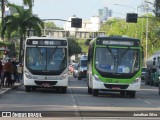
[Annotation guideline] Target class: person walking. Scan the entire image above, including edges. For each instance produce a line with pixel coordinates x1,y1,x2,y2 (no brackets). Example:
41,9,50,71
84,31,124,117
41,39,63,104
0,60,3,86
3,59,13,87
17,63,23,82
11,61,18,83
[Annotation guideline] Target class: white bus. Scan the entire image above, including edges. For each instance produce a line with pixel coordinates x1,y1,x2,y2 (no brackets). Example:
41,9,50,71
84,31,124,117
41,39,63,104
23,36,68,93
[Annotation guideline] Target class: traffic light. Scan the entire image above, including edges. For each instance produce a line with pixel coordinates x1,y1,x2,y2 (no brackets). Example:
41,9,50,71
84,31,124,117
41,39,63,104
71,18,82,28
126,13,138,23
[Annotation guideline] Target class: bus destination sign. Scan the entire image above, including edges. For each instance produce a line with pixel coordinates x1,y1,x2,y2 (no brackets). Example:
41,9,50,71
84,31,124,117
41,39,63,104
96,39,139,47
27,39,67,46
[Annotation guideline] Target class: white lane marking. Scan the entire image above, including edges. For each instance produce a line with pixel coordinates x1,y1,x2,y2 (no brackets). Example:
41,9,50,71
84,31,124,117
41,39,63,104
144,101,151,104
73,105,78,107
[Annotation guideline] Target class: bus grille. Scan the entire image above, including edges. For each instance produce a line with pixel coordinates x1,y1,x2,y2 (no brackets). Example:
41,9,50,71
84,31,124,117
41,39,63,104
104,84,129,89
34,81,58,86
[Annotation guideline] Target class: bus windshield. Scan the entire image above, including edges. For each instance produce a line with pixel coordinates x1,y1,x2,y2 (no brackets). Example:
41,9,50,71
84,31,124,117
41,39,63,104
95,47,140,74
26,47,67,73
80,60,87,67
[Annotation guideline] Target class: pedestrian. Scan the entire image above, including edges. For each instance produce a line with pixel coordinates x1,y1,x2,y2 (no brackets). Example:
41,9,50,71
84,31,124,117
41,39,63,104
17,63,23,82
11,60,18,83
0,60,3,86
3,59,13,87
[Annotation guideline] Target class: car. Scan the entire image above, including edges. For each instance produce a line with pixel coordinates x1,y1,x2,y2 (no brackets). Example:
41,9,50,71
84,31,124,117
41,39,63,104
77,55,88,80
73,64,78,78
141,67,147,80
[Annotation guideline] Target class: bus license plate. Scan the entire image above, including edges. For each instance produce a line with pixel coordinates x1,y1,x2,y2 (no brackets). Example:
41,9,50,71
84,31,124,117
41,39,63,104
112,87,120,90
42,83,51,87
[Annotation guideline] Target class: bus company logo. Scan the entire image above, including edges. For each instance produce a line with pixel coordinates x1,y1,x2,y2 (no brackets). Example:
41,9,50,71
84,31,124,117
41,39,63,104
2,112,12,117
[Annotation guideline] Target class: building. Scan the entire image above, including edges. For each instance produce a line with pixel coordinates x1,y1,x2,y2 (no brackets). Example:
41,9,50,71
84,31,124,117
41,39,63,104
98,7,112,22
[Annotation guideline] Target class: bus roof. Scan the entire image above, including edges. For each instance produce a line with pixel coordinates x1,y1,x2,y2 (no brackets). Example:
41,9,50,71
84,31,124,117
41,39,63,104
96,36,139,41
89,36,140,47
27,36,67,40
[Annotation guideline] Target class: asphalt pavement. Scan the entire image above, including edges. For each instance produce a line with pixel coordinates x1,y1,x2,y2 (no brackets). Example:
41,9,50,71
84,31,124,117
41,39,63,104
0,82,22,96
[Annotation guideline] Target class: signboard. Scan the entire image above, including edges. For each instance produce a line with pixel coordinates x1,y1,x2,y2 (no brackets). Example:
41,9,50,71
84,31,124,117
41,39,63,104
96,39,140,47
26,39,67,46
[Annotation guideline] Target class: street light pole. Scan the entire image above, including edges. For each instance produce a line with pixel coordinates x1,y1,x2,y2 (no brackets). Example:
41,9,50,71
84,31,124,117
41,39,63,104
145,4,149,64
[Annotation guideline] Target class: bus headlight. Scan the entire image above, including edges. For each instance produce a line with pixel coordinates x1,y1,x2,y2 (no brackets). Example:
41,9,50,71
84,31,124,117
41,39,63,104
25,71,32,79
132,77,141,84
60,73,68,80
93,74,101,82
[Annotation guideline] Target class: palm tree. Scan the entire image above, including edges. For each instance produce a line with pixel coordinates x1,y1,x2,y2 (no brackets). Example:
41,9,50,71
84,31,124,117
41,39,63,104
23,0,34,10
1,3,44,62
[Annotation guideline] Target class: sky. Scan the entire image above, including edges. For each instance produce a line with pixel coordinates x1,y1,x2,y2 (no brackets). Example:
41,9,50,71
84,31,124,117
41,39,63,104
8,0,152,27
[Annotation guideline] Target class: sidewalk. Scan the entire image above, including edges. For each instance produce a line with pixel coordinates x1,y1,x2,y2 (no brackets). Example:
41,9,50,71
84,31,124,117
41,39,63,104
0,82,22,96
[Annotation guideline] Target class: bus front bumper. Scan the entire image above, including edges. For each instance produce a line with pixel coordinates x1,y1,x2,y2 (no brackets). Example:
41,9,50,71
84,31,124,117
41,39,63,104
92,76,141,91
24,78,68,87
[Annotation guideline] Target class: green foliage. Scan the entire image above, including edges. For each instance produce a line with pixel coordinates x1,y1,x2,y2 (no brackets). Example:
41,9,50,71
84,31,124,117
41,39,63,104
67,38,82,56
1,3,43,39
45,21,62,30
77,39,88,54
1,3,44,62
0,41,11,46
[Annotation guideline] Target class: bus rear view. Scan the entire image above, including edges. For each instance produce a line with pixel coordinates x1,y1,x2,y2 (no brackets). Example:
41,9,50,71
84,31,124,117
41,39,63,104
24,37,68,93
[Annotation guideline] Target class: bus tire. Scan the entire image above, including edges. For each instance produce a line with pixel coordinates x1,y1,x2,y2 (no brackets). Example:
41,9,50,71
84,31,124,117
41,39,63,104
158,84,160,95
25,86,31,92
56,88,61,92
32,87,36,91
150,80,154,86
61,87,67,93
130,91,136,98
88,86,92,94
92,89,98,96
78,76,81,80
120,91,125,96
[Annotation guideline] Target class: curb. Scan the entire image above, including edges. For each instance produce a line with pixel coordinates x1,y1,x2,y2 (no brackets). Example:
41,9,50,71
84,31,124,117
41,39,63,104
0,83,23,97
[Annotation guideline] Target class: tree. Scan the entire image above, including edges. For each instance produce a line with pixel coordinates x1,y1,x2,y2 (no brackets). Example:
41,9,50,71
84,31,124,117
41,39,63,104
1,3,43,62
154,0,160,18
23,0,34,10
67,38,82,57
44,21,62,30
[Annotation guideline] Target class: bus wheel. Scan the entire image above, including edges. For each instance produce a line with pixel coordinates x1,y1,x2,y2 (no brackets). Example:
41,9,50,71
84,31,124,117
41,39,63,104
32,87,36,91
130,91,136,98
78,76,81,80
56,88,61,92
25,86,31,92
158,84,160,95
88,86,92,94
61,87,67,93
120,91,125,96
92,89,98,96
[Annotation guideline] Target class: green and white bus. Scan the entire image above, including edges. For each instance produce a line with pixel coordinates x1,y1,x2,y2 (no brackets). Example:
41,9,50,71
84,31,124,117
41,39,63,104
87,36,142,97
23,36,68,93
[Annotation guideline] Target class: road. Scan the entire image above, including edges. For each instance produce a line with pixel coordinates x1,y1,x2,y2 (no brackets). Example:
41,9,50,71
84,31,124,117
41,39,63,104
0,75,160,120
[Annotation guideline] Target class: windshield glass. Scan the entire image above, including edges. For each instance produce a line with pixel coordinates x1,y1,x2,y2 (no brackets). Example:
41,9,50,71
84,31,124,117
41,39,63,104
142,68,146,72
26,47,67,72
80,60,87,67
95,47,140,74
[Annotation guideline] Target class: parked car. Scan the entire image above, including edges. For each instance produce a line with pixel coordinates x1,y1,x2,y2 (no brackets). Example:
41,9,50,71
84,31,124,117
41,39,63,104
73,64,78,78
141,67,147,80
